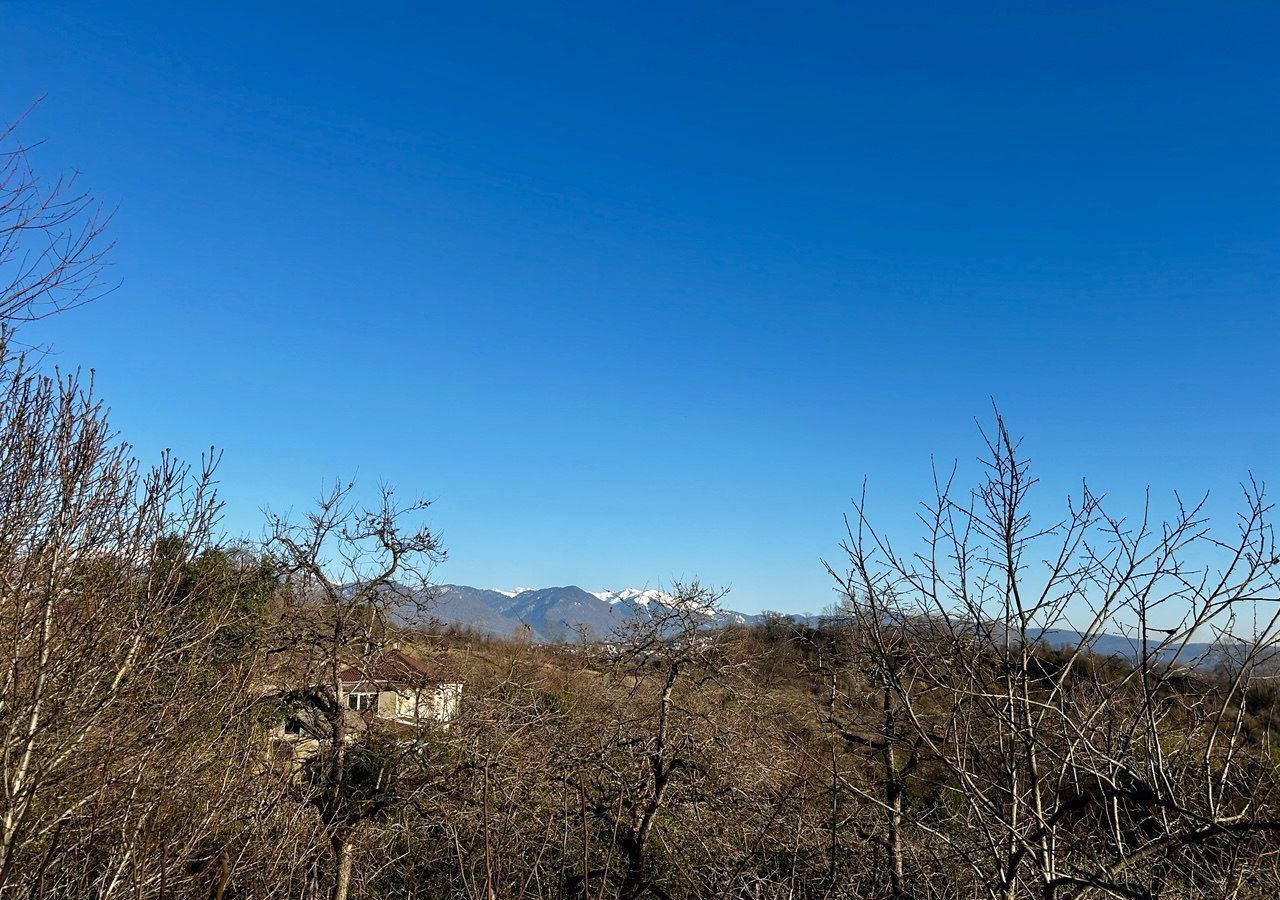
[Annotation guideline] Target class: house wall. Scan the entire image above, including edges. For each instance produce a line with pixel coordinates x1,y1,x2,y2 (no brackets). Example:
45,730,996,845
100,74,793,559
339,682,464,724
392,683,463,723
438,683,462,720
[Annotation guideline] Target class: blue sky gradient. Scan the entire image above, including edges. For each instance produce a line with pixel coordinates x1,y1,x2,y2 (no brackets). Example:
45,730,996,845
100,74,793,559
2,2,1276,612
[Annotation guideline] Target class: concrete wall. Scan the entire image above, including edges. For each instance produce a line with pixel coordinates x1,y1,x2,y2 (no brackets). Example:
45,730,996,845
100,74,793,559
339,682,464,724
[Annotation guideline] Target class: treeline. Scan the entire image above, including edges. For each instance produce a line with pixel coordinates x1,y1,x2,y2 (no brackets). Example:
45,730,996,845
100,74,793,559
4,123,1280,900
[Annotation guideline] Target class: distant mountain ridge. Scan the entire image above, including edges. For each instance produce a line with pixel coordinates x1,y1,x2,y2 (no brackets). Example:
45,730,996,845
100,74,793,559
407,584,762,641
403,586,1245,667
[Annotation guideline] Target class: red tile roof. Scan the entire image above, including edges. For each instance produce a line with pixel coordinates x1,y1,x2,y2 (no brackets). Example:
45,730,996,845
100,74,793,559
338,650,458,687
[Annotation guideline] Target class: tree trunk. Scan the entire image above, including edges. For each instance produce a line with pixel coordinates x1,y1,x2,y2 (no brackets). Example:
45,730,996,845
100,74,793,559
619,837,647,900
881,687,905,899
331,831,354,900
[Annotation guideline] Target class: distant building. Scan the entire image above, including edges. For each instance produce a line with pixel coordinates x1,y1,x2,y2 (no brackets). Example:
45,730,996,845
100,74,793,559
271,649,463,769
338,649,463,726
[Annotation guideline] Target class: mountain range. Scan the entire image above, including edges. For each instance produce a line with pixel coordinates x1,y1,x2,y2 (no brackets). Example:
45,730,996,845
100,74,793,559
400,586,1241,668
405,584,764,641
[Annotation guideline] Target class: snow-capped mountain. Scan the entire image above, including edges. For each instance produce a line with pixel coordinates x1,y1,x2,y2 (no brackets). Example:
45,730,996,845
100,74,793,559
411,584,771,641
401,586,1228,665
592,588,672,607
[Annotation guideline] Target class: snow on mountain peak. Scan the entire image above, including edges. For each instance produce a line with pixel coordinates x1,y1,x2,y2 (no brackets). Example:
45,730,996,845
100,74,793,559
592,588,672,607
491,587,534,598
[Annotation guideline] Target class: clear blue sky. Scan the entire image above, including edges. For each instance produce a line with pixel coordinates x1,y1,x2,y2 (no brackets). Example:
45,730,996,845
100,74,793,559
3,2,1276,613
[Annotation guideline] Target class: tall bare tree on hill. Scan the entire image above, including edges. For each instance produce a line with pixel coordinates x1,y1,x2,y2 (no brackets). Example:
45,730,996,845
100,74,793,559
830,411,1280,899
266,481,447,900
0,112,276,898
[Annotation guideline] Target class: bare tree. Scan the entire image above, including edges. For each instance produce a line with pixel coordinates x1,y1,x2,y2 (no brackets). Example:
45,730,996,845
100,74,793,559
0,108,112,323
830,411,1280,899
0,337,265,897
265,481,446,900
565,583,754,900
800,610,944,899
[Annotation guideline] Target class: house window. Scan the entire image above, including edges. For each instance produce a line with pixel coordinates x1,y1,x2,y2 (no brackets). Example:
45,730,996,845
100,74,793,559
347,692,377,712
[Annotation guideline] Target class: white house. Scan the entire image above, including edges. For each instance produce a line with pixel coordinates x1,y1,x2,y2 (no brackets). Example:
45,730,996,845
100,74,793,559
338,649,463,726
270,650,463,770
